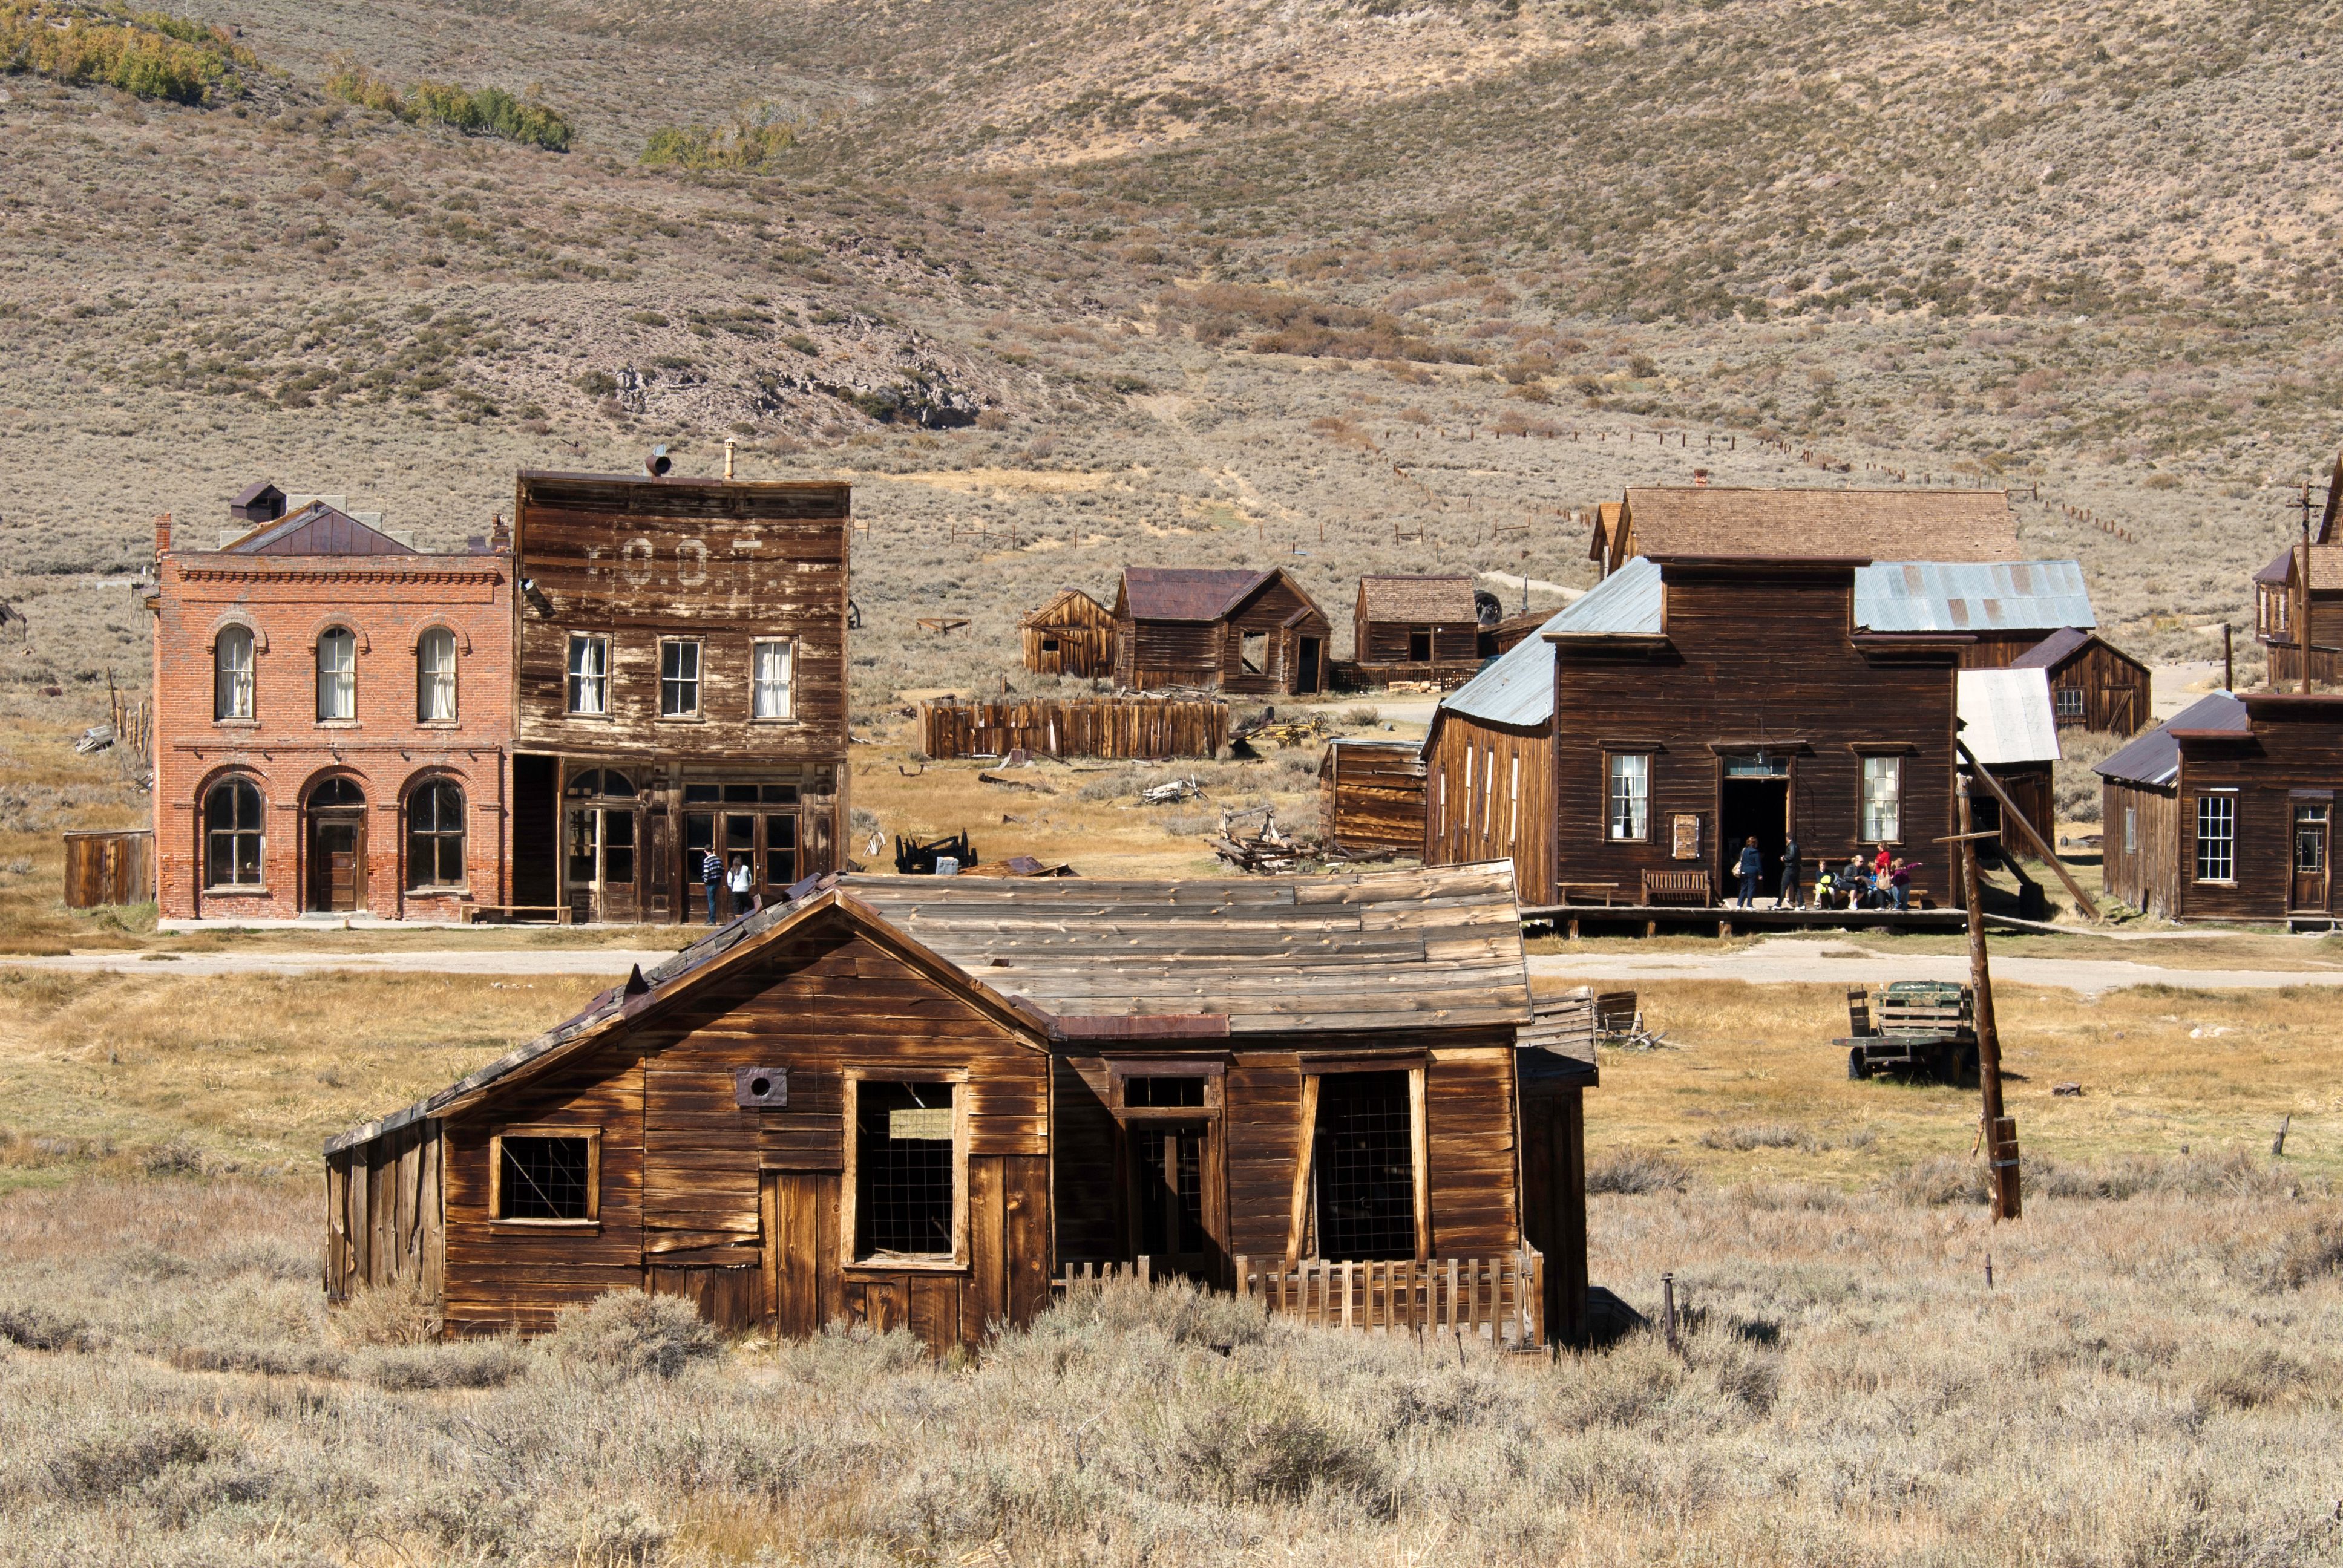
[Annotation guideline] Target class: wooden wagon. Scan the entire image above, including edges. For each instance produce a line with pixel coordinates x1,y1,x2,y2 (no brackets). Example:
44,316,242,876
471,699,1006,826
1837,981,1978,1083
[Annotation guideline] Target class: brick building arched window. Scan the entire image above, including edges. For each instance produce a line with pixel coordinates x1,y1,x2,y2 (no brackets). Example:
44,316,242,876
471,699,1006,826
316,627,357,721
416,627,457,722
204,778,265,888
214,626,255,720
406,779,467,890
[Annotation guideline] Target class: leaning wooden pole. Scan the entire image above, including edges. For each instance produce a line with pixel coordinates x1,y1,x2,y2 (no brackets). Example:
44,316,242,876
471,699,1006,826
1958,774,2021,1220
1956,739,2102,921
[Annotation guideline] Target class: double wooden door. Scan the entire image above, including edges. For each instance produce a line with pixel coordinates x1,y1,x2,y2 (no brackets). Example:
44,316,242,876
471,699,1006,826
565,805,640,923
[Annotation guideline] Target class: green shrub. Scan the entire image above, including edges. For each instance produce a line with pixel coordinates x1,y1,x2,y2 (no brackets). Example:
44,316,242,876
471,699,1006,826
641,105,799,172
0,1,258,105
324,57,572,151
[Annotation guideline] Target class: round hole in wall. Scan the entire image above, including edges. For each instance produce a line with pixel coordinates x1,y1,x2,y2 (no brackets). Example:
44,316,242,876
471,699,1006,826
749,1077,772,1099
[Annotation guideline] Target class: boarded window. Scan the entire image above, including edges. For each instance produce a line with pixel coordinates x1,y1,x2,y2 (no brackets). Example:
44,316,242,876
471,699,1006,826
1314,1071,1415,1261
214,626,254,720
416,627,457,722
567,633,609,716
1240,632,1268,675
660,639,701,717
407,780,467,890
2195,794,2235,882
205,779,264,887
753,638,795,719
316,627,356,721
496,1134,597,1221
1607,753,1650,841
854,1081,955,1258
1861,757,1902,843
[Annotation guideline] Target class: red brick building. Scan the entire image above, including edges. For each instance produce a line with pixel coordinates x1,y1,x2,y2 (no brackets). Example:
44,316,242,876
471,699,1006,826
147,491,514,921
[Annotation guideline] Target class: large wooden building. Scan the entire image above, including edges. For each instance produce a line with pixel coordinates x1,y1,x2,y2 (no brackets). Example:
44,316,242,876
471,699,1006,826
510,472,851,924
1018,589,1116,679
1351,575,1481,687
2008,627,2152,735
324,867,1598,1351
1111,567,1331,696
1426,552,1978,908
145,494,514,921
1586,486,2021,580
2097,691,2343,922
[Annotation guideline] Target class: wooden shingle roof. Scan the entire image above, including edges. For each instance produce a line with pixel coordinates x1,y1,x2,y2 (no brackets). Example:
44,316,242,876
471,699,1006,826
1119,567,1271,621
1619,487,2019,563
1358,574,1476,624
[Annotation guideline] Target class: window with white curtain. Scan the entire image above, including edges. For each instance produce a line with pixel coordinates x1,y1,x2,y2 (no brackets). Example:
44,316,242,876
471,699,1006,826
753,638,795,719
1860,756,1903,843
214,626,254,720
568,633,609,716
1608,753,1650,841
416,628,457,722
315,628,356,721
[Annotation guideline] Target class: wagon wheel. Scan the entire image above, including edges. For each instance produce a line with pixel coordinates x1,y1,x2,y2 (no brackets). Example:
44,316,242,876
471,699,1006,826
1956,1044,1981,1088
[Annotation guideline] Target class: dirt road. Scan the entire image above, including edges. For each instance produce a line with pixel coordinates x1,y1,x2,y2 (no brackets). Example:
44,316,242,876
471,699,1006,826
1,949,666,979
1528,938,2343,995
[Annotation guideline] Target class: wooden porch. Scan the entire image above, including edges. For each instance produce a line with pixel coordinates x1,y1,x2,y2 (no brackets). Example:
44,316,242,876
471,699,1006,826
1521,903,1970,938
1057,1249,1546,1348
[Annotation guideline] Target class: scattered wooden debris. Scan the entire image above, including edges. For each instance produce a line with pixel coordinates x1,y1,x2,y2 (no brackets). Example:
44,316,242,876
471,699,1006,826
74,725,116,755
1004,855,1076,878
916,616,971,635
1213,805,1301,872
1139,776,1204,805
2052,1082,2083,1097
894,832,978,874
977,769,1056,794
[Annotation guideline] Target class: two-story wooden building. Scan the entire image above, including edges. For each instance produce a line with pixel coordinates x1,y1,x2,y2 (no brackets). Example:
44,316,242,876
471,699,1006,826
1587,486,2020,578
2098,691,2343,923
146,495,513,921
1111,567,1331,696
2253,543,2343,690
324,866,1598,1351
509,472,851,924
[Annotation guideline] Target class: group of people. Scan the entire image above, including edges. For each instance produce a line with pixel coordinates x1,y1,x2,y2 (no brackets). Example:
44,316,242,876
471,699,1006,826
695,847,761,924
1735,838,1918,911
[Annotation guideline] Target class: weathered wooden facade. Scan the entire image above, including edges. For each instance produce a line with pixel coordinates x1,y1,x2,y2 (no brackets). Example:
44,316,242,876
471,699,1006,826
1351,575,1480,687
1588,487,2020,577
1112,567,1331,696
510,472,850,925
2253,543,2343,690
324,867,1598,1351
922,696,1227,761
2098,691,2343,921
2010,627,2151,735
62,829,152,907
1320,738,1428,853
1424,554,1969,908
1019,589,1116,679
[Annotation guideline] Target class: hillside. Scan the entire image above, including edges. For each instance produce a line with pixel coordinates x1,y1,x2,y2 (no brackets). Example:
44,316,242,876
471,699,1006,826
3,0,2340,714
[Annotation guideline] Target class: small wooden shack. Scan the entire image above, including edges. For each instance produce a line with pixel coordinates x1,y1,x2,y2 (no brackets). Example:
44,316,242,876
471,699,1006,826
1020,589,1116,679
1352,575,1481,687
325,866,1597,1351
62,829,152,907
2010,627,2152,735
1956,668,2060,852
1112,567,1331,696
922,696,1227,760
2098,691,2343,922
1320,738,1428,853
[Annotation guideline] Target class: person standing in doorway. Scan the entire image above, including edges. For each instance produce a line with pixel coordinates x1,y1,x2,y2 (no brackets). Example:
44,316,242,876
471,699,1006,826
1779,833,1802,910
728,855,756,917
1735,835,1763,909
696,844,724,925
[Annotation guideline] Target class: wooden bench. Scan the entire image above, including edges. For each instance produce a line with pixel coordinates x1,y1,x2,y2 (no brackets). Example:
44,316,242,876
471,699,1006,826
1640,869,1714,907
1557,881,1624,906
460,904,574,926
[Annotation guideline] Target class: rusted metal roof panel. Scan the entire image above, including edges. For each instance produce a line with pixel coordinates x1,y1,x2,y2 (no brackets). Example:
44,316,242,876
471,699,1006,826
1855,560,2094,634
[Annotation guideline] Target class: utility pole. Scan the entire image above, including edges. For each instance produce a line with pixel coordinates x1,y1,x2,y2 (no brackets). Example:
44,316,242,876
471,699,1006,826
2298,480,2318,696
1956,774,2020,1220
2223,622,2234,693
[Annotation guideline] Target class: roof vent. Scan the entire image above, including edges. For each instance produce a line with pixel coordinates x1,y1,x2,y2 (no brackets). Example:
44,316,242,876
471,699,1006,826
1693,469,1710,487
644,445,672,478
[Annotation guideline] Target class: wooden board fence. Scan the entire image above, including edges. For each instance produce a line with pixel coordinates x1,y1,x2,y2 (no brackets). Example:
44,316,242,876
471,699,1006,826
923,697,1227,761
1055,1252,1544,1348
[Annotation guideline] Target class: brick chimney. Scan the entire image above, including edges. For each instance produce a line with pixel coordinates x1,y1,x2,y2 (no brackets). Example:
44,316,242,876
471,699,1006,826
489,512,510,552
154,512,172,554
1693,469,1710,488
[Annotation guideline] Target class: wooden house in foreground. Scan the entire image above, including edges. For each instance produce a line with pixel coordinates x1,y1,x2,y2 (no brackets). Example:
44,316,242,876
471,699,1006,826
1019,589,1116,679
324,866,1597,1352
1112,567,1331,696
2097,691,2343,923
1351,575,1481,687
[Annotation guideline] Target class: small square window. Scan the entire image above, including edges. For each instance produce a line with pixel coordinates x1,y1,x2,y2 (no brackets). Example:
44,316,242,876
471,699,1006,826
492,1128,600,1223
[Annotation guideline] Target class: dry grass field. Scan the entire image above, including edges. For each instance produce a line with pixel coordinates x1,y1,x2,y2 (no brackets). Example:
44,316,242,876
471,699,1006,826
1,955,2339,1564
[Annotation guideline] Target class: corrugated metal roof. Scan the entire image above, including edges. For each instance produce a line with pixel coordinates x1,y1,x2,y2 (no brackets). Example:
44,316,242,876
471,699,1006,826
1854,560,2095,633
1958,668,2060,767
1434,557,1663,730
2094,692,2247,787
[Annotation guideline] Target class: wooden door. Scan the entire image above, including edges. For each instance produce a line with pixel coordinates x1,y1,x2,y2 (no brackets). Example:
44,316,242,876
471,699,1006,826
1127,1120,1217,1281
310,818,362,912
646,809,672,924
2293,803,2330,911
1296,637,1323,693
599,808,640,923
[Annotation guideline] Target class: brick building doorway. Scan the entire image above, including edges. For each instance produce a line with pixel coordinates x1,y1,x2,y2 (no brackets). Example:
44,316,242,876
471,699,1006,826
306,777,368,913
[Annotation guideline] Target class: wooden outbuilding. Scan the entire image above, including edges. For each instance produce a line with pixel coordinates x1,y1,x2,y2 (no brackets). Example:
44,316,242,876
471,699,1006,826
1351,575,1481,687
324,866,1596,1351
509,471,851,926
1956,668,2060,852
1320,738,1428,854
1111,567,1331,696
1425,552,1971,909
2009,627,2152,735
62,829,152,907
1020,589,1116,679
1587,487,2020,578
2098,691,2343,923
